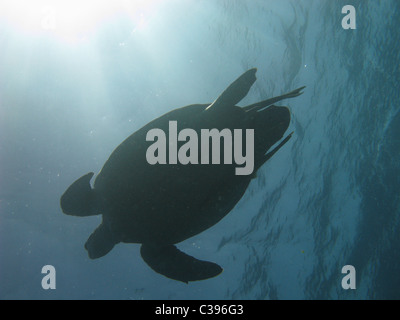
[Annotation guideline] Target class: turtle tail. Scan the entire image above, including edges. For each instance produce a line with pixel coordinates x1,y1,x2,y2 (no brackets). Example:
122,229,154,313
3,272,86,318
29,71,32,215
60,172,99,216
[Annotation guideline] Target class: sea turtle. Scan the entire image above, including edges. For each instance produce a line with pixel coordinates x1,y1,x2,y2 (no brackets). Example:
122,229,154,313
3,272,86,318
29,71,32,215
60,68,304,283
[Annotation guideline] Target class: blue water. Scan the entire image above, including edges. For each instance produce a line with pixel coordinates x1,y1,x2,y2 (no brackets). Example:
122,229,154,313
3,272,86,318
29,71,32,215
1,0,399,299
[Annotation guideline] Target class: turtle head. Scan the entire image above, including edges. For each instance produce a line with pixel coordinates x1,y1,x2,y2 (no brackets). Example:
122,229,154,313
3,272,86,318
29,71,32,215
253,105,291,152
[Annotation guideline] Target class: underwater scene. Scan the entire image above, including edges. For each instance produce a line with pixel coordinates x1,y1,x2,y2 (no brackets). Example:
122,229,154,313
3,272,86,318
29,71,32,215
0,0,399,300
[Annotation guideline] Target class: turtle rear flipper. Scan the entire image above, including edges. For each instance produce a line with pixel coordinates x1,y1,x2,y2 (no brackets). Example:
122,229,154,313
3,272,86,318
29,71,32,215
60,172,98,216
85,223,116,259
140,244,223,283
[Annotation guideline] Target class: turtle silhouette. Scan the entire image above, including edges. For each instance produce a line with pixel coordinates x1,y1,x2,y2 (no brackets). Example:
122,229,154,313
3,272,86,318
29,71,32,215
60,68,304,283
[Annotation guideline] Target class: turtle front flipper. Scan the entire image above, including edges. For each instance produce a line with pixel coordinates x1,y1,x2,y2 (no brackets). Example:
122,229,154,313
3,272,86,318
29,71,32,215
205,68,257,112
243,86,306,112
140,244,223,283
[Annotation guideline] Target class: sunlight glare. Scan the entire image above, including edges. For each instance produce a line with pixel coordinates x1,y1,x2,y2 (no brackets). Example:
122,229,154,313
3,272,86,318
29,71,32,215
0,0,164,43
